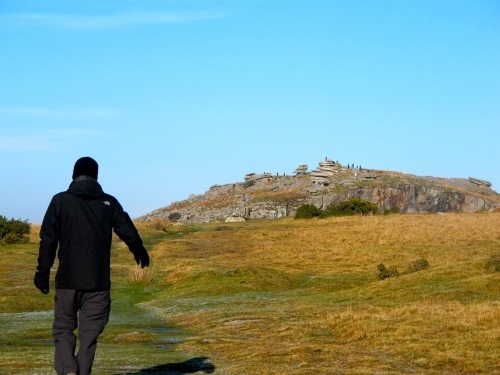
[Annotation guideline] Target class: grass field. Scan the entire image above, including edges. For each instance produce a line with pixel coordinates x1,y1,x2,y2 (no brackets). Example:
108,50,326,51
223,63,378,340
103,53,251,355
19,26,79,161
0,213,499,374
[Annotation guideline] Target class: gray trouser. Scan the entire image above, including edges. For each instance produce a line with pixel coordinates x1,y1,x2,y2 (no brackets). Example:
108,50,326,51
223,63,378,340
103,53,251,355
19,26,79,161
53,289,111,375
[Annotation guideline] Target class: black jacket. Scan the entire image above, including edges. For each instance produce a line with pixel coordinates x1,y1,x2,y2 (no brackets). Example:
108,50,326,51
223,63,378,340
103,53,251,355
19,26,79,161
37,177,146,290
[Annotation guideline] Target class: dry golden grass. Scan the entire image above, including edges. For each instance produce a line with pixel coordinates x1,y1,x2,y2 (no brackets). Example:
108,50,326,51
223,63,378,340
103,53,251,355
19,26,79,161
2,213,499,374
153,213,500,274
145,213,500,374
129,264,159,285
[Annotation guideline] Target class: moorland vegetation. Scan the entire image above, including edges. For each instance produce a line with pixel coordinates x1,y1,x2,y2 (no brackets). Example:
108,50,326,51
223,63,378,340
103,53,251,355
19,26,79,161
0,215,30,244
0,212,499,374
294,198,379,219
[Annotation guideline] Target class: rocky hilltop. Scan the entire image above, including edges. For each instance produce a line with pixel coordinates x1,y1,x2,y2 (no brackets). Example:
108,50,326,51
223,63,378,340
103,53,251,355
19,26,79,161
138,159,500,223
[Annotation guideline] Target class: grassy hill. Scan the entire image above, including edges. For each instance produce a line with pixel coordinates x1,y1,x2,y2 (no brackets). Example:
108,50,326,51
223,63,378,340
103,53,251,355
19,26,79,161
1,213,499,374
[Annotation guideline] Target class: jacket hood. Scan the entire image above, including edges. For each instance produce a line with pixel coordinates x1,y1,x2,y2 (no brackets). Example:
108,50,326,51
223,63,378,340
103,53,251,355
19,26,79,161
68,178,104,200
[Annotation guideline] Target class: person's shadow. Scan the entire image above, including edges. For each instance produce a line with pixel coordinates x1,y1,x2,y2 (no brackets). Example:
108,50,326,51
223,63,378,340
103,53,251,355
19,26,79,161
119,357,215,374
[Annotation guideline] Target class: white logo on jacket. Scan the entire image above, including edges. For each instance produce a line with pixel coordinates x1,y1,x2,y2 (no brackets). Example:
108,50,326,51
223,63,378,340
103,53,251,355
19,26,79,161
103,201,110,206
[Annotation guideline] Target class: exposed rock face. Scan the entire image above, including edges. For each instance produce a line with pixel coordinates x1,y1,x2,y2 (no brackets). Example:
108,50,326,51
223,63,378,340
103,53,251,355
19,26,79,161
138,160,500,223
307,185,492,214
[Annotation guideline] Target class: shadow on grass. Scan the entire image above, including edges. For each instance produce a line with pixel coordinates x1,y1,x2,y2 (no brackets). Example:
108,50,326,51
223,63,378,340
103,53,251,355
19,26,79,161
119,356,215,374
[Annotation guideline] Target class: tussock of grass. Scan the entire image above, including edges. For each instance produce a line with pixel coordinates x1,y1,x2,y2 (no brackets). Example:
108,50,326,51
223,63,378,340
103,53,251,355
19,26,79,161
129,264,159,285
484,253,500,272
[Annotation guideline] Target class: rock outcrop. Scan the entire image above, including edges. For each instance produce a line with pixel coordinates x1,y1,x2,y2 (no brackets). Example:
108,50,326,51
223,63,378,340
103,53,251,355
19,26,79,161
138,160,500,223
293,165,308,175
468,177,492,188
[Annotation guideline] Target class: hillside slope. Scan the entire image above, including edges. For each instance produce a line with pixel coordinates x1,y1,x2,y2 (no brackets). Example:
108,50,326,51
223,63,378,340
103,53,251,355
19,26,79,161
138,159,500,223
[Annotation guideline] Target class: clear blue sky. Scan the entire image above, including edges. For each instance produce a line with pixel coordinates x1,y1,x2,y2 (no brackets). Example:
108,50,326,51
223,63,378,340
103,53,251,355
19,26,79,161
1,0,499,223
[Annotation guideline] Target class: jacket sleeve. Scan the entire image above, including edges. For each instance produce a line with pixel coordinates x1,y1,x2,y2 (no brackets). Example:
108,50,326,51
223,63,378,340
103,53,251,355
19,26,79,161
112,201,146,255
37,197,59,276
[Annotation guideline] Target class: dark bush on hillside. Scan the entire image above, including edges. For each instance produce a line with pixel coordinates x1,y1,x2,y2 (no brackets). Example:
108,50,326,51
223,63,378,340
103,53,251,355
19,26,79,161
295,199,378,219
377,263,399,280
407,258,430,273
484,253,500,273
326,198,378,217
0,215,30,244
168,212,182,221
295,204,321,219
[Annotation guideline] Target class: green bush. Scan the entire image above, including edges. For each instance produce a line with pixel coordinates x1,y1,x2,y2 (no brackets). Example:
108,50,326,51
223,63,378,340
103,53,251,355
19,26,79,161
295,199,378,219
484,254,500,272
0,215,30,244
407,258,430,273
377,263,399,280
325,198,378,217
294,204,321,219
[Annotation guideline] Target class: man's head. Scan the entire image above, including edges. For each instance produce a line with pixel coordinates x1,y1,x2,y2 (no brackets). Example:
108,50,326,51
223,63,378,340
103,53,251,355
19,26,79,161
73,157,98,180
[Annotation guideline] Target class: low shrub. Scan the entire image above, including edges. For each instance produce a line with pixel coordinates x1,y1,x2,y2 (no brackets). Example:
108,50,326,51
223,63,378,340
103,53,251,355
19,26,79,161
484,253,500,272
295,204,321,219
168,212,182,221
377,263,399,280
0,215,30,244
407,258,430,273
295,199,378,219
326,198,378,217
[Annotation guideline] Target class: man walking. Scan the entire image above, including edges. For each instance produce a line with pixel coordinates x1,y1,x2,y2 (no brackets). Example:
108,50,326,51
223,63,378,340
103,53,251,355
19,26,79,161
34,156,150,375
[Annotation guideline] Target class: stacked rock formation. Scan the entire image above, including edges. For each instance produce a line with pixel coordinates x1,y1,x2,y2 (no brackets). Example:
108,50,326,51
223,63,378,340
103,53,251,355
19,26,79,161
310,159,344,184
293,165,308,175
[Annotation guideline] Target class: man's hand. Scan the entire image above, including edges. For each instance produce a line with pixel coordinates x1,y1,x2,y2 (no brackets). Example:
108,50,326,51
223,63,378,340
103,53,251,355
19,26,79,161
134,246,150,268
34,268,49,294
